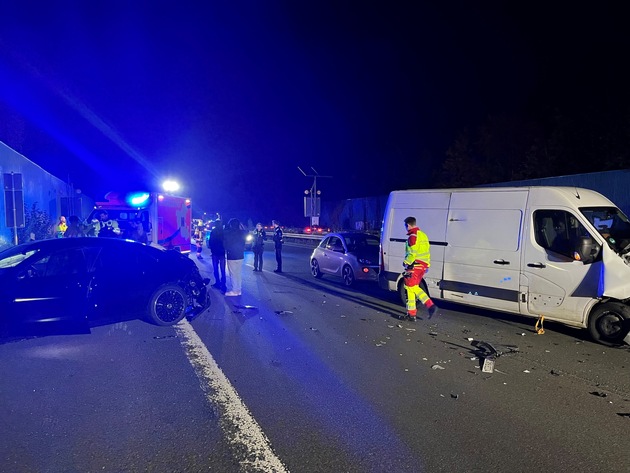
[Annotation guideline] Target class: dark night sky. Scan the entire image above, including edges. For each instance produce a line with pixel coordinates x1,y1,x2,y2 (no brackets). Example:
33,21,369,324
1,1,629,224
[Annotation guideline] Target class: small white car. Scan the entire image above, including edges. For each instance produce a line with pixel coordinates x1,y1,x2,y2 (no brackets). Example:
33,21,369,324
310,232,380,286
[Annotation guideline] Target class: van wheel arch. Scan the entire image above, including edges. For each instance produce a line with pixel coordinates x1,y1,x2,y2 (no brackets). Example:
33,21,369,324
587,301,630,346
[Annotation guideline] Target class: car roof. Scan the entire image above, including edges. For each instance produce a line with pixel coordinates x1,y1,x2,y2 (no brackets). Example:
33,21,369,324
2,237,160,255
330,232,379,239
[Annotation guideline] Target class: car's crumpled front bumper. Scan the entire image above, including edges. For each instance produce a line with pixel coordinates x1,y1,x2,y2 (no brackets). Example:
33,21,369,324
186,277,211,321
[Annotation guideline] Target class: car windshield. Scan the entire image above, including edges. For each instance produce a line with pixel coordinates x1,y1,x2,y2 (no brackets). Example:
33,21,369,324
344,235,380,252
0,247,39,269
580,206,630,242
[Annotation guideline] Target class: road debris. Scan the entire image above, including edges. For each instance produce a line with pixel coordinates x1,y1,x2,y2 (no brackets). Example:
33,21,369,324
450,393,459,399
235,305,257,310
590,391,608,398
471,340,500,373
274,310,293,315
482,358,495,373
431,364,445,370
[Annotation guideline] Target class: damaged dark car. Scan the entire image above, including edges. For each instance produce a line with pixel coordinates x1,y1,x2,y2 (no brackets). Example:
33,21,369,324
0,238,210,336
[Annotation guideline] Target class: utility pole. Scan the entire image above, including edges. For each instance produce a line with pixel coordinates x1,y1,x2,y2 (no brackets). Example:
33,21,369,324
298,166,332,227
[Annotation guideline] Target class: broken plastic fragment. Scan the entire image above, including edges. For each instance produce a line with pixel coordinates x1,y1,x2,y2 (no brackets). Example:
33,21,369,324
274,310,294,315
431,364,445,370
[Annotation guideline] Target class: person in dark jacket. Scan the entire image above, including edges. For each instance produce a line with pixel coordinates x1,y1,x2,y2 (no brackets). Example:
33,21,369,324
252,222,267,271
63,215,85,238
223,218,247,296
209,220,226,291
272,219,283,272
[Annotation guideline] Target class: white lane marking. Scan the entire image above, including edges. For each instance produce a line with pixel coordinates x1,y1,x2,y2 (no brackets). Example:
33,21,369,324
175,320,289,473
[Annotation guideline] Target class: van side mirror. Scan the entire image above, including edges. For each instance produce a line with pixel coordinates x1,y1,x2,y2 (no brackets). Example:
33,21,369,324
573,236,599,264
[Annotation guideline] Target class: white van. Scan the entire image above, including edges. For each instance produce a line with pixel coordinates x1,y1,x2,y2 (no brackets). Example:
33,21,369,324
379,186,630,345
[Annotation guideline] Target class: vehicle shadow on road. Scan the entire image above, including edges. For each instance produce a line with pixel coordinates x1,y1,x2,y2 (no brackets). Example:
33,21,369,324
272,272,405,320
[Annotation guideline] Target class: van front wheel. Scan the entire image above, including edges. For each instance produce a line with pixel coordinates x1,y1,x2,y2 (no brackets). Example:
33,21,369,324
588,302,630,346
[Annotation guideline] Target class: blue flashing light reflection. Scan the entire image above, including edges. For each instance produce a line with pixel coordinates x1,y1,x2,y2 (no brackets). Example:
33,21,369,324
128,192,150,207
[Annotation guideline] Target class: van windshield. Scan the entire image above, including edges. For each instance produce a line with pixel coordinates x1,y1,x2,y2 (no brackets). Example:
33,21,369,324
580,206,630,248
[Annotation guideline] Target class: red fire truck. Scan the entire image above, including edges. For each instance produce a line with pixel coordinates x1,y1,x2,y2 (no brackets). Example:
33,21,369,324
88,191,193,253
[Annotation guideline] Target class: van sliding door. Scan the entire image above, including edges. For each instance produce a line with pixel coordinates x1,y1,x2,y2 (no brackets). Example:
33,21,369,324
442,191,527,313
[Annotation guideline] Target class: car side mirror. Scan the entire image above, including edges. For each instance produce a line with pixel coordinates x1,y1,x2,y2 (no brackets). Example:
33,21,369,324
573,236,599,264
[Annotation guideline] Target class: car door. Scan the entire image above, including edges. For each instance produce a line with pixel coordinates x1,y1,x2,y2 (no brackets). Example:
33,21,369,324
323,236,345,276
315,237,332,273
9,247,91,329
88,244,156,318
521,209,600,323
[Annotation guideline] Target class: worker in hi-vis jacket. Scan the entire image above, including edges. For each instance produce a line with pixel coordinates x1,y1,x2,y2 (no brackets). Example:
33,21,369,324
402,216,437,321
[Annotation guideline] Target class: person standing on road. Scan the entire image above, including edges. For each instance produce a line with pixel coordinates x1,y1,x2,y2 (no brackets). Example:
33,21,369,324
272,220,283,273
252,222,267,271
194,221,204,259
56,216,67,238
127,218,148,244
402,216,437,321
64,215,85,238
223,218,246,296
93,210,120,238
209,219,226,291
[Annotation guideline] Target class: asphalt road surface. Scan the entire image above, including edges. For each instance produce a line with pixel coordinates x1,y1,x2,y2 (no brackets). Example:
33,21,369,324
1,243,629,472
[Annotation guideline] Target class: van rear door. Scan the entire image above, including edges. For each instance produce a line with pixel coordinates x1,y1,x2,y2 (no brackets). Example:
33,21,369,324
442,190,527,313
380,191,449,293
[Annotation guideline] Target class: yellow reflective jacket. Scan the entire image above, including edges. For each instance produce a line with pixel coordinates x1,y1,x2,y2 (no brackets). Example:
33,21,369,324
404,227,430,267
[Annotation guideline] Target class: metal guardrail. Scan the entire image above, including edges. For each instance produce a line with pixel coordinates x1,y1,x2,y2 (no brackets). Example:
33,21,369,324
282,232,324,247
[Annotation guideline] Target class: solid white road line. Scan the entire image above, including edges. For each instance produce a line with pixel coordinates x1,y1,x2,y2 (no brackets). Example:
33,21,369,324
175,320,289,473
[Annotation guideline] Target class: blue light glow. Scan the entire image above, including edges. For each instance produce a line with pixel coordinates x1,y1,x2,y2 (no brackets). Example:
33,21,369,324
127,192,150,207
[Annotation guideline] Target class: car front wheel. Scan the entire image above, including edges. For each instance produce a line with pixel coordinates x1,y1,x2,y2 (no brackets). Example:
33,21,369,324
147,284,187,326
311,259,323,278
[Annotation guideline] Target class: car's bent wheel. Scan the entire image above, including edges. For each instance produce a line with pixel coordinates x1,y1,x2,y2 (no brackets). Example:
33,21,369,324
147,284,187,326
588,301,630,346
311,259,323,278
342,265,355,286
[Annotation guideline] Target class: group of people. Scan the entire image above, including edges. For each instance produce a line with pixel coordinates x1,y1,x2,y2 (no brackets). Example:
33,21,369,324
56,215,86,238
55,210,148,243
205,218,283,296
206,213,435,320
